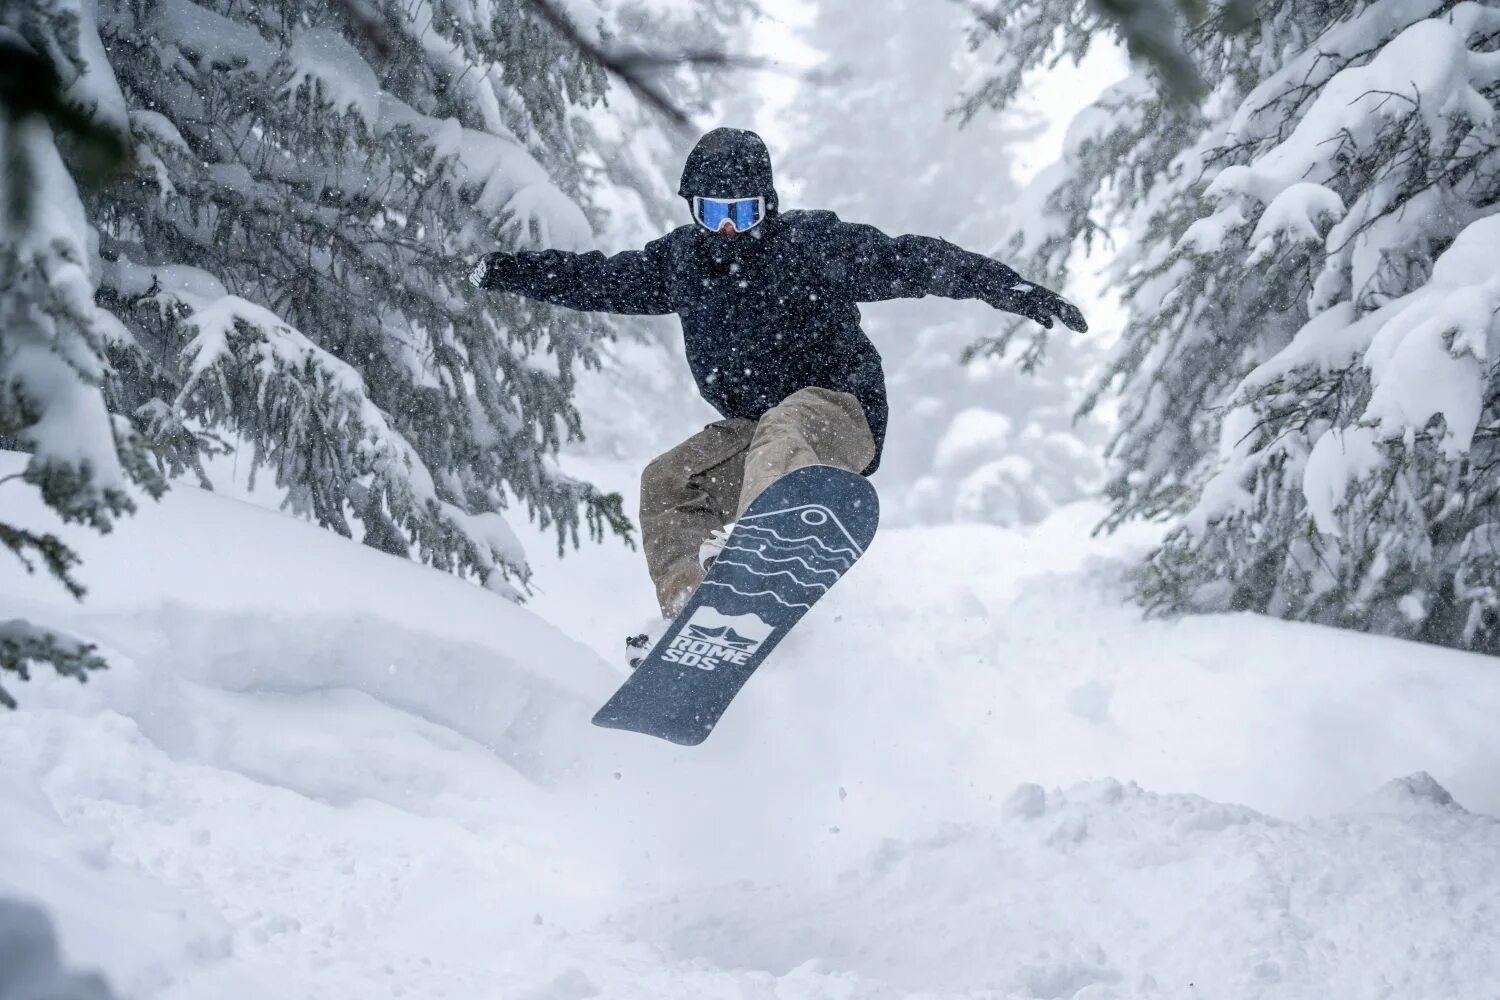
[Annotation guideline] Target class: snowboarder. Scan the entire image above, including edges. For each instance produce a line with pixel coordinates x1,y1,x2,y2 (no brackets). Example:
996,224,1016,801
470,127,1087,626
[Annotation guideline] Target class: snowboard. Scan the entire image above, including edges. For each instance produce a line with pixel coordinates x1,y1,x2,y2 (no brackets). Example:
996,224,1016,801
593,464,879,746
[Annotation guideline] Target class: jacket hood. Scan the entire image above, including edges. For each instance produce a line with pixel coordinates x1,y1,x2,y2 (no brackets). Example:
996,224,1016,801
678,127,779,216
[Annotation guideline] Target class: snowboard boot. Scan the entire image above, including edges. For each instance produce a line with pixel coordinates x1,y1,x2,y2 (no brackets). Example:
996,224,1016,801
698,521,737,570
623,615,673,670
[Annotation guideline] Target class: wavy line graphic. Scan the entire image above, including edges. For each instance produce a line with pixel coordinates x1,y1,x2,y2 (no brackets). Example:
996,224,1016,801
735,527,858,560
725,537,853,571
721,543,844,578
740,503,866,557
699,579,812,610
713,557,834,595
733,523,859,562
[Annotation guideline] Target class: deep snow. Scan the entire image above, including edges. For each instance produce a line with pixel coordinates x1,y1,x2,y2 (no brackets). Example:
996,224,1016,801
3,451,1499,999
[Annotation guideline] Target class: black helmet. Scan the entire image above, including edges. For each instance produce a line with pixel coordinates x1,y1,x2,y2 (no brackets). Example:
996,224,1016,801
678,127,778,217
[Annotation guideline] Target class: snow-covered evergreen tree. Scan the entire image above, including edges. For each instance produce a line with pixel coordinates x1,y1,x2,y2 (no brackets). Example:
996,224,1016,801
964,1,1500,650
785,0,1099,526
1,5,156,705
88,0,650,596
2,0,752,704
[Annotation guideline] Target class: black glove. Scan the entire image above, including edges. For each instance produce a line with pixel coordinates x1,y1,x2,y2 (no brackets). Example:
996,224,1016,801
468,251,518,289
1014,284,1088,333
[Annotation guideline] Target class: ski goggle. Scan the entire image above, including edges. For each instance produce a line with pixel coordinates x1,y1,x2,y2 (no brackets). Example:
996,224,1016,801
692,196,765,234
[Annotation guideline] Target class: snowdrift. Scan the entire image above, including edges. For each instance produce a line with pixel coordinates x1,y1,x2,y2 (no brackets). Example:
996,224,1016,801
3,452,1499,998
0,452,611,770
646,775,1500,998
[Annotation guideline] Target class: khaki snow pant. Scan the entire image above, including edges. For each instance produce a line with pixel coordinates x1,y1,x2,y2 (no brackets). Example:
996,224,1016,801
641,387,876,617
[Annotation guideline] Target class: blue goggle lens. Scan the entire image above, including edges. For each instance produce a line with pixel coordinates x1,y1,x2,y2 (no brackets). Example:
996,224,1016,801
694,197,764,233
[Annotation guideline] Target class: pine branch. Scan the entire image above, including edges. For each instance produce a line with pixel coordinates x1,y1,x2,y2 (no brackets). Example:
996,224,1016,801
0,523,86,599
324,0,791,130
0,619,108,710
519,0,778,129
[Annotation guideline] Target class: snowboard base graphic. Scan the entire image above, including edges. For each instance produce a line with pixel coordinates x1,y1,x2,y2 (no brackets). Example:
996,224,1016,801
593,464,879,745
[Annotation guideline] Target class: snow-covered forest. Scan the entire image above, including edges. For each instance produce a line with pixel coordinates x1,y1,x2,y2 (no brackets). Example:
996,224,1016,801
3,1,1499,997
966,0,1500,650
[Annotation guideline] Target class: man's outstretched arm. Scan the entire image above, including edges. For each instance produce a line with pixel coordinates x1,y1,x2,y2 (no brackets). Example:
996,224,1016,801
836,221,1088,333
470,243,672,315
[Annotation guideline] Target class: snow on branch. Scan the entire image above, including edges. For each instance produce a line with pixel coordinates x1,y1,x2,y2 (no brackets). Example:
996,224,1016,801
958,0,1258,108
173,296,529,593
978,0,1500,648
1,16,163,705
326,0,786,132
81,0,658,592
0,619,107,710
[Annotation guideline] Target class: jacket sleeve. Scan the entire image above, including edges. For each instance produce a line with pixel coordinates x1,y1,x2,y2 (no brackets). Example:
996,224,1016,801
834,221,1039,312
493,241,672,315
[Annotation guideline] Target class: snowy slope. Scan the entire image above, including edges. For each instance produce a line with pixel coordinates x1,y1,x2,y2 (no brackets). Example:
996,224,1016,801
3,451,1500,999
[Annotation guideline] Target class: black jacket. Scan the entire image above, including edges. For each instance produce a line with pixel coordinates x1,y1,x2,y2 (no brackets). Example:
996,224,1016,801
477,129,1083,475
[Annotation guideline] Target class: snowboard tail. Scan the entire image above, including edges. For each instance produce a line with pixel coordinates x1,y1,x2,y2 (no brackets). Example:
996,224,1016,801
593,465,879,745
